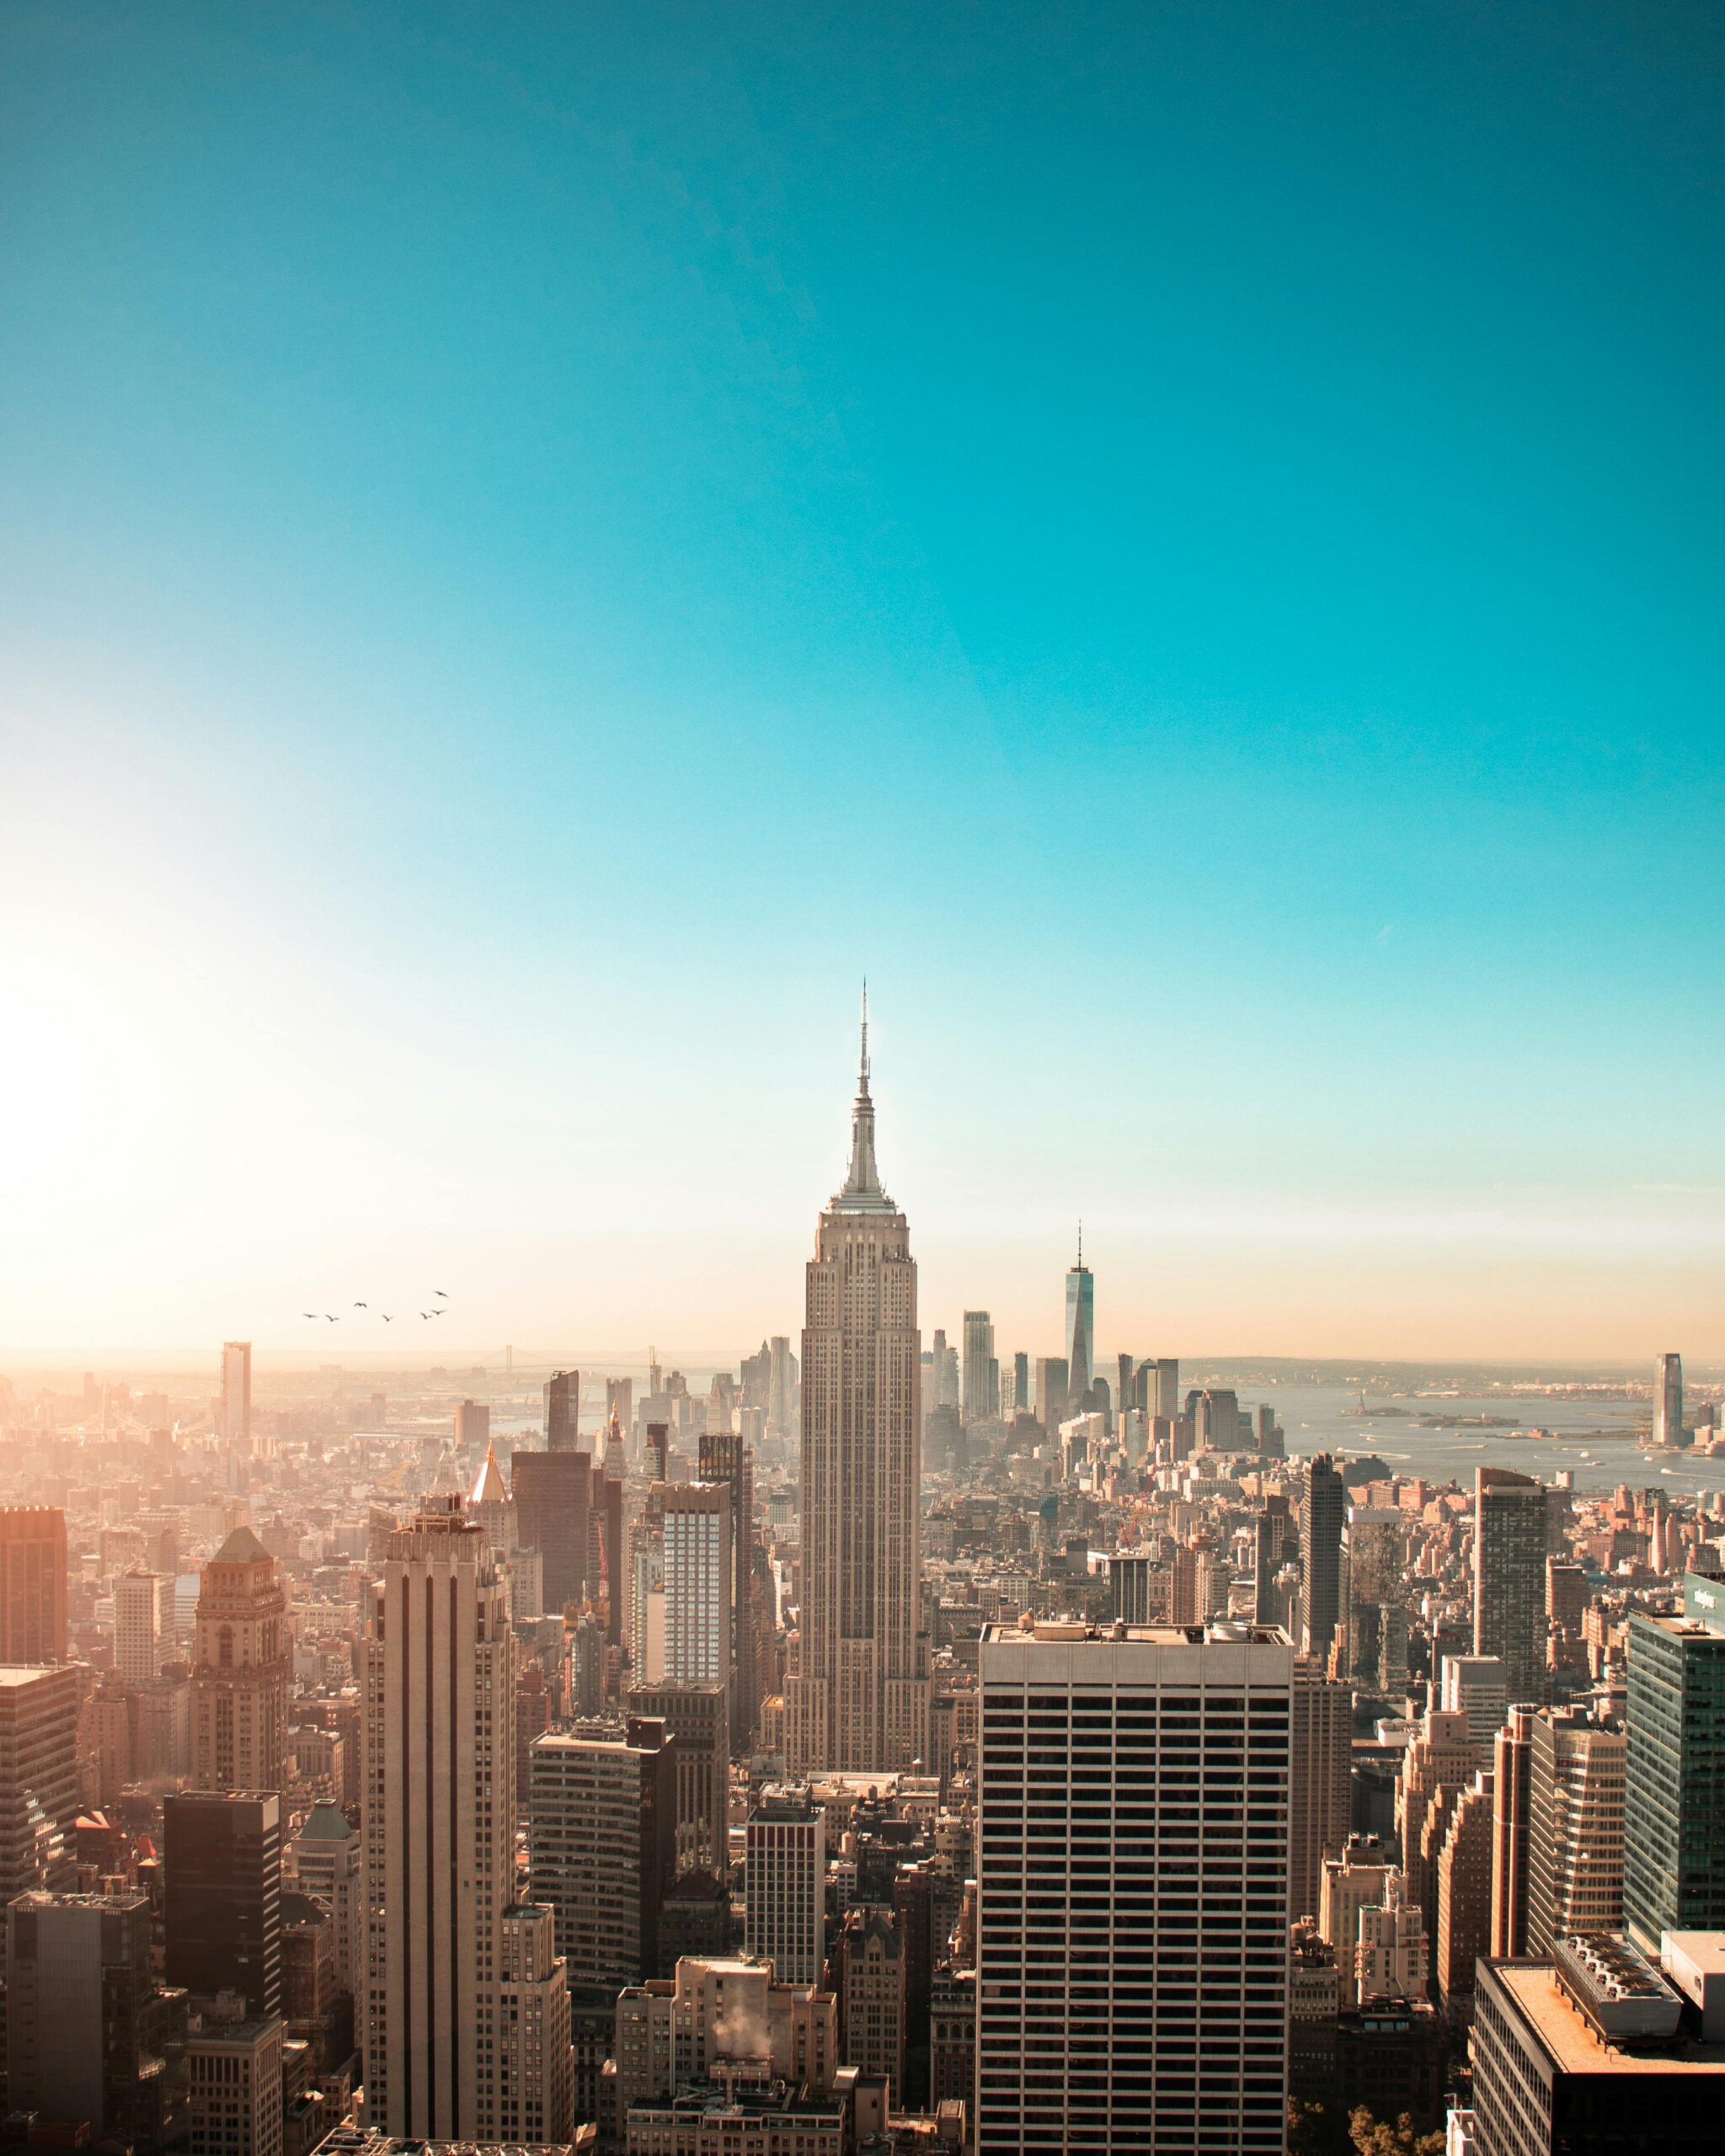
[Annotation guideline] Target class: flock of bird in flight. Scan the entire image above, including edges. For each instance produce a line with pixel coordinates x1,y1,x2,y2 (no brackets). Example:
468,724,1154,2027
303,1290,451,1323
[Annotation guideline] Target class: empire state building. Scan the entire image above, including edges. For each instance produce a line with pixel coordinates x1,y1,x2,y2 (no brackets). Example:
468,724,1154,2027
786,1006,930,1774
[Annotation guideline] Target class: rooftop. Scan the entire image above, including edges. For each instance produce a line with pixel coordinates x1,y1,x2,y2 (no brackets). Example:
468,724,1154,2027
980,1619,1293,1647
1493,1963,1725,2076
210,1525,271,1566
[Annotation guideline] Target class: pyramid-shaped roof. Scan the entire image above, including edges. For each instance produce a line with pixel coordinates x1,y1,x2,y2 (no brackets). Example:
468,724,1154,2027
211,1525,270,1566
470,1444,510,1508
296,1801,355,1843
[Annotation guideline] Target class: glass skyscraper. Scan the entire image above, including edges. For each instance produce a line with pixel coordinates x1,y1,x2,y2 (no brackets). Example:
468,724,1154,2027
1623,1575,1725,1951
1064,1235,1093,1408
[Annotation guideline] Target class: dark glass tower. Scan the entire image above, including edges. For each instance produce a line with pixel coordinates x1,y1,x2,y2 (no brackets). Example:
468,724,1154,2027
1623,1582,1725,1951
1299,1454,1346,1662
163,1790,282,2016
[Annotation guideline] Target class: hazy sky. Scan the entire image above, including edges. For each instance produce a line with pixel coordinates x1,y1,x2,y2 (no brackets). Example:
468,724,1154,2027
3,2,1723,1365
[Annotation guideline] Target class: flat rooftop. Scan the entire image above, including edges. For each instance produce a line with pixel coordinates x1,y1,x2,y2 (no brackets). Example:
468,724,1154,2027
1497,1965,1725,2075
980,1620,1293,1646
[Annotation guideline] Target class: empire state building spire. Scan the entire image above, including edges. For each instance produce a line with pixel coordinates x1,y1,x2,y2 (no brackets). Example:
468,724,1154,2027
832,985,895,1214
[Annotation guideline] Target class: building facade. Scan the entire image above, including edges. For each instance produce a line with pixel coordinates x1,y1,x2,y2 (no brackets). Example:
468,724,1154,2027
1474,1468,1548,1707
190,1527,291,1795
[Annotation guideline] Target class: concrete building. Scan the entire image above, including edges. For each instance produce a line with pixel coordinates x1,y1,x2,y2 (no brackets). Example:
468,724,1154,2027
1525,1705,1626,1955
1357,1872,1429,2001
1441,1655,1509,1758
188,2015,285,2156
115,1570,170,1684
660,1485,731,1695
961,1311,996,1427
835,1906,905,2105
288,1803,361,1994
6,1890,168,2142
1474,1468,1548,1708
360,1497,573,2143
190,1526,291,1795
0,1662,80,1901
1491,1705,1535,1958
612,1955,837,2109
0,1507,67,1663
1472,1940,1725,2156
1290,1657,1353,1925
1435,1774,1495,2018
1319,1840,1397,2009
744,1785,825,1986
787,1007,930,1775
529,1718,677,1989
625,1682,729,1882
976,1618,1291,2154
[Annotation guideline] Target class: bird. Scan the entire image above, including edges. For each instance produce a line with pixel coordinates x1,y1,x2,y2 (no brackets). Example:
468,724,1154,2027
382,1315,393,1323
354,1300,367,1308
326,1314,339,1322
435,1289,448,1298
302,1312,318,1320
420,1312,432,1321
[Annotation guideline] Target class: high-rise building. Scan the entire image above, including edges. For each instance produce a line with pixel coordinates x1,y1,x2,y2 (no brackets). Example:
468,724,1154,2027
1434,1774,1494,2016
976,1618,1291,2154
512,1444,596,1615
1490,1705,1535,1958
1623,1583,1725,1951
1525,1704,1626,1955
191,1526,290,1793
6,1891,167,2143
1653,1352,1685,1449
1011,1351,1029,1417
625,1681,729,1881
114,1570,169,1684
1300,1455,1346,1663
528,1717,677,1989
1397,1709,1479,1940
836,1906,905,2104
0,1509,67,1663
1474,1467,1548,1706
961,1311,996,1426
660,1483,730,1695
289,1801,362,1997
786,1007,929,1775
222,1341,252,1476
1146,1358,1180,1420
1356,1871,1428,1999
1290,1657,1353,1926
188,2016,284,2156
544,1369,580,1451
1318,1840,1396,2009
0,1664,81,1902
698,1430,756,1748
164,1789,282,2015
360,1497,573,2142
745,1785,825,1985
1440,1654,1509,1758
1064,1234,1094,1408
1033,1356,1069,1434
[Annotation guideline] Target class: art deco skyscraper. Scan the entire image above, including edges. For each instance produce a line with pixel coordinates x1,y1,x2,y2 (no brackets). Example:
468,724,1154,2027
787,1005,929,1775
190,1527,290,1794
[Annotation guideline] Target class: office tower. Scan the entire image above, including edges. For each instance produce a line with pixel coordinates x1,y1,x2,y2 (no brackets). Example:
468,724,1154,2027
360,1497,572,2142
745,1785,825,1985
188,2017,283,2156
606,1375,635,1437
1253,1497,1298,1625
6,1892,167,2143
114,1569,169,1684
1033,1356,1069,1433
1346,1506,1407,1692
454,1398,490,1454
767,1336,796,1435
528,1718,676,1989
0,1508,67,1663
626,1681,729,1880
1318,1842,1396,2008
698,1430,756,1746
1472,1940,1725,2156
1397,1709,1479,1938
1290,1657,1353,1925
1490,1705,1535,1958
191,1526,290,1793
1063,1230,1094,1409
1434,1774,1494,2015
836,1906,905,2103
1525,1705,1626,1955
0,1664,81,1901
1300,1454,1346,1662
1356,1872,1428,1999
976,1618,1291,2155
544,1368,580,1450
1147,1357,1180,1420
1474,1466,1549,1706
1623,1586,1725,1950
1441,1654,1509,1756
512,1443,595,1614
961,1311,996,1425
1653,1352,1684,1449
786,1009,930,1775
597,1459,626,1646
222,1340,252,1476
1194,1386,1241,1452
1011,1350,1029,1417
290,1801,362,1996
1116,1352,1136,1423
165,1790,282,2015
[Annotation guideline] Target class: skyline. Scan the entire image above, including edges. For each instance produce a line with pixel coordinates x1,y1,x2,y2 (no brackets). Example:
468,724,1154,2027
4,2,1724,1360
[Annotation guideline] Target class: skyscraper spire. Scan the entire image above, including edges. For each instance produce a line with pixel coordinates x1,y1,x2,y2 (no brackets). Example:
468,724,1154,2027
833,986,895,1214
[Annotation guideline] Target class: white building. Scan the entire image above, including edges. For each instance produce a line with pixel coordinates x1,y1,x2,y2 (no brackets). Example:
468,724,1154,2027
114,1572,169,1684
187,2015,283,2156
976,1618,1292,2154
745,1787,825,1986
662,1484,730,1693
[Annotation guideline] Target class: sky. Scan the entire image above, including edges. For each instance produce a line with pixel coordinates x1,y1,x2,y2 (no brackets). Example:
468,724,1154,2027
3,0,1723,1367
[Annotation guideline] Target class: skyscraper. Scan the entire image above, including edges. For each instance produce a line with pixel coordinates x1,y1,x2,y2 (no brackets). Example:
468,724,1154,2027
512,1443,596,1614
0,1666,81,1903
190,1526,290,1794
544,1369,580,1451
0,1509,67,1664
221,1341,251,1478
1474,1467,1549,1706
976,1618,1291,2153
786,1004,929,1775
1290,1657,1353,1927
1064,1231,1093,1408
745,1785,825,1985
528,1718,677,1988
360,1497,573,2142
1654,1351,1685,1448
961,1310,996,1426
1525,1704,1626,1955
1033,1355,1069,1433
1623,1582,1725,1951
164,1789,282,2015
1300,1454,1346,1663
697,1429,755,1748
660,1484,731,1694
114,1571,169,1684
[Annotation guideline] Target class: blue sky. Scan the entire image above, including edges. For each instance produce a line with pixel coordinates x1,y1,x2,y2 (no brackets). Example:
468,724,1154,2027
3,1,1722,1362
